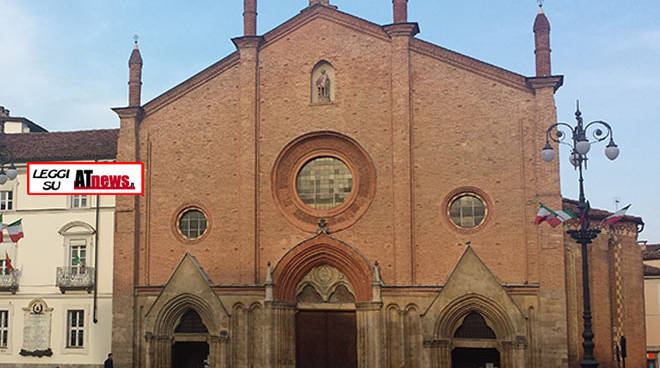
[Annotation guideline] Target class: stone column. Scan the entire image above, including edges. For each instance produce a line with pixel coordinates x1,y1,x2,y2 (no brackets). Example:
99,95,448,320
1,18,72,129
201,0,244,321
232,35,264,283
357,302,384,368
209,334,229,368
144,333,153,368
382,22,419,284
525,76,566,368
423,339,451,368
111,106,143,367
512,337,528,367
271,302,296,368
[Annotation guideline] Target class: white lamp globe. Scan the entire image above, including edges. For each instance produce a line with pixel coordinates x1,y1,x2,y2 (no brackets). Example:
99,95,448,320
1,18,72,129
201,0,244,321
541,143,555,162
569,152,581,168
0,173,7,185
605,141,619,160
575,139,591,154
6,166,17,180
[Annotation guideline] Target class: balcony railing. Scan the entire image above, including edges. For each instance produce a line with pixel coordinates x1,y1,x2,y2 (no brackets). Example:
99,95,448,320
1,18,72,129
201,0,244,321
56,266,94,293
0,270,20,294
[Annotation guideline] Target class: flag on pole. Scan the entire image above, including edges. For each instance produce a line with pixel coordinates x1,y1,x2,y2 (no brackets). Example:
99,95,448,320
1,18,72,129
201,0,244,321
7,220,23,243
602,204,631,226
535,203,577,228
73,254,86,271
556,209,578,223
578,202,591,224
4,252,13,272
534,203,556,225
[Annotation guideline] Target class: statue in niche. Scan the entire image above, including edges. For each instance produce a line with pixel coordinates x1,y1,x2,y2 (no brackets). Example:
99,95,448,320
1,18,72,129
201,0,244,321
316,70,331,101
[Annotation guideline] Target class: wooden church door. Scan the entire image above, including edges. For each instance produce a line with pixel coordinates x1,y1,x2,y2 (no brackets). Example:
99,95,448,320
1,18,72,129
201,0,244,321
295,310,357,368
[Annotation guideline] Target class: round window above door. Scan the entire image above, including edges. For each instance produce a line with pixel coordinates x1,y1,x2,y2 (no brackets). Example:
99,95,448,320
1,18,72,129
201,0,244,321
272,131,376,233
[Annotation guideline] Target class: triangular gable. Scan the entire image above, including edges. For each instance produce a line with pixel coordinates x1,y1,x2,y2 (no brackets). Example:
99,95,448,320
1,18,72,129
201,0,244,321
144,253,229,335
143,3,536,114
421,246,526,338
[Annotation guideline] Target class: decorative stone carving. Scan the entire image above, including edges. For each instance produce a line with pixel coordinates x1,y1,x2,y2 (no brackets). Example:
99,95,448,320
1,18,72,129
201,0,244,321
20,299,53,357
264,261,274,302
311,61,335,104
316,70,331,100
295,265,356,303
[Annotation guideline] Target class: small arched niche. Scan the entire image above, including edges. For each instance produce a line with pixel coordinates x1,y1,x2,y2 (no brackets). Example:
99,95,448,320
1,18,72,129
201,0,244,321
311,60,335,104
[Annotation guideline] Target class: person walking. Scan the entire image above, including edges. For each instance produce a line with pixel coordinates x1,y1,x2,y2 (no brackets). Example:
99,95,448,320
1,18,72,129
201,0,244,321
104,353,113,368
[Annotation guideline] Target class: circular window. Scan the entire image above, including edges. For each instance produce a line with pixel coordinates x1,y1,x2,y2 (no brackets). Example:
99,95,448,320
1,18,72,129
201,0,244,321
178,209,208,239
448,194,486,229
296,157,353,210
272,131,376,233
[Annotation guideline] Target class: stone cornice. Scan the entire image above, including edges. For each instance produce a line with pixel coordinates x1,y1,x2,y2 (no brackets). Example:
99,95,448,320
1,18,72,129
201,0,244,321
525,75,564,92
231,35,265,50
261,4,390,50
142,52,240,116
111,106,144,120
410,38,531,92
383,22,420,38
355,301,383,311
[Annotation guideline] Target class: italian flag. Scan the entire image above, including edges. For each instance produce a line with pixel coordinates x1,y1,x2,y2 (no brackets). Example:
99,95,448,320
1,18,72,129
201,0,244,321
602,205,631,226
7,220,23,243
73,254,86,270
535,203,577,228
4,252,13,272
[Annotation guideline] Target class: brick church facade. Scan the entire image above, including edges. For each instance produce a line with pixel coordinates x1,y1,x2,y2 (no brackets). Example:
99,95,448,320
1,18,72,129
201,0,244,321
111,1,646,367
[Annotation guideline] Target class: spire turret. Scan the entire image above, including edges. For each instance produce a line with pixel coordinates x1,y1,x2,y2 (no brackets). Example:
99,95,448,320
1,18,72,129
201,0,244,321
243,0,257,36
128,37,143,107
393,0,408,23
533,4,551,76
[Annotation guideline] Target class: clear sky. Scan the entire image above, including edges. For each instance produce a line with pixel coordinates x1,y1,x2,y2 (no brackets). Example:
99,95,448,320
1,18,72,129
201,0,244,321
1,0,659,243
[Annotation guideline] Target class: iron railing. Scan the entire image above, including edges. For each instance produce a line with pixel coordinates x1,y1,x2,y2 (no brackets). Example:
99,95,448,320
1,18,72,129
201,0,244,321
56,266,94,293
0,270,19,293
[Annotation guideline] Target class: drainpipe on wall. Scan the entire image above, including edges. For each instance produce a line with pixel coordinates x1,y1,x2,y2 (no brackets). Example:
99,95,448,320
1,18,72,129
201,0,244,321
93,192,100,323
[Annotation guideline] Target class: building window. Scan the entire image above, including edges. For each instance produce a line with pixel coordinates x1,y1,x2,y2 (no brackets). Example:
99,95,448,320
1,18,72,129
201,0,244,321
70,240,87,275
272,131,377,233
296,157,353,210
0,191,12,210
448,193,487,229
67,310,84,348
0,310,8,348
178,209,208,239
70,195,89,208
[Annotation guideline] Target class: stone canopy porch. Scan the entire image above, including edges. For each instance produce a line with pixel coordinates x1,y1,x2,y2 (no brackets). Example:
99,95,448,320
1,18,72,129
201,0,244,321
135,234,535,368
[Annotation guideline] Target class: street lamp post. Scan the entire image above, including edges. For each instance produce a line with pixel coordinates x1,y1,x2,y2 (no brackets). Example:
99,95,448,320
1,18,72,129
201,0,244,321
541,101,620,368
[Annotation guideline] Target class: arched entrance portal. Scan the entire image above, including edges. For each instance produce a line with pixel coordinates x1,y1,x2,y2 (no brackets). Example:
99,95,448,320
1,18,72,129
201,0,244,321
450,312,501,368
294,265,358,368
171,309,210,368
272,233,376,368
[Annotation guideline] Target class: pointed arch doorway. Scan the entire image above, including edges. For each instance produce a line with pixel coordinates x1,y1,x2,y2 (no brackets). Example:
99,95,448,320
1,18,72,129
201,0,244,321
272,233,375,368
450,312,501,368
294,265,358,368
171,309,210,368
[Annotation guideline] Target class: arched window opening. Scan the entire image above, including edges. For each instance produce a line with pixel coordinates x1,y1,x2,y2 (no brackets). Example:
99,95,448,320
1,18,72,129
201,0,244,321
453,312,496,339
311,61,335,104
174,310,208,334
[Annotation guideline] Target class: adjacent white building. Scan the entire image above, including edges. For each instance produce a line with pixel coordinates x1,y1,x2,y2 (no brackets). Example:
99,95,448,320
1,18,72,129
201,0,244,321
0,124,118,367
